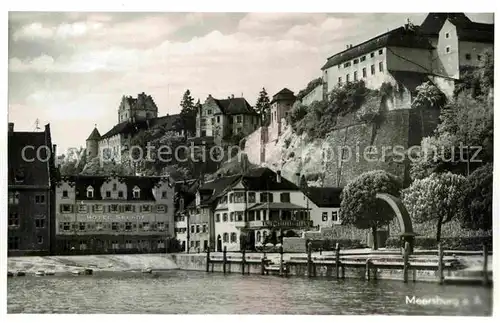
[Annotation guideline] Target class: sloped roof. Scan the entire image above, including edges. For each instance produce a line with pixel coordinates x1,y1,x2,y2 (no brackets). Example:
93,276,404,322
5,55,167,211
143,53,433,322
186,174,241,208
321,26,434,70
271,88,296,104
455,22,494,43
213,97,257,115
60,175,170,201
305,187,343,208
8,126,53,187
101,114,182,139
419,13,472,36
241,167,299,191
86,127,101,141
248,202,309,210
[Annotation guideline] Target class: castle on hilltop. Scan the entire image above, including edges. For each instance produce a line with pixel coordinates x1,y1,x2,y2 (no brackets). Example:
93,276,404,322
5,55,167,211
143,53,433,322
86,92,185,164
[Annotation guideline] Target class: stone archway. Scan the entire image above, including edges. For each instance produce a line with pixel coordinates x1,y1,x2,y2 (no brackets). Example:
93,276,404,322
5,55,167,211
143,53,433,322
375,193,415,250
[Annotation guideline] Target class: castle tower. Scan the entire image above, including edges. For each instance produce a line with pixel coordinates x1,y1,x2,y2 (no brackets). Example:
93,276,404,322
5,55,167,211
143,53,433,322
118,93,159,124
269,88,296,141
86,126,101,160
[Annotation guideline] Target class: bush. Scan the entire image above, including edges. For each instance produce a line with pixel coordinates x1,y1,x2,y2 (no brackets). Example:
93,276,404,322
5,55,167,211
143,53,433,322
306,239,366,251
384,236,492,251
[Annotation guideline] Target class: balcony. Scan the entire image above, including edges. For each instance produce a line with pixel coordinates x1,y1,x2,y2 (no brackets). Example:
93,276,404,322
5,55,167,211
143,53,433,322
262,220,313,228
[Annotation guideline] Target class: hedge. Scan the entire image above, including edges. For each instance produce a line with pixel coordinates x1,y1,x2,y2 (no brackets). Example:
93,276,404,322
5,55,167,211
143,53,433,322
385,236,492,251
306,239,366,251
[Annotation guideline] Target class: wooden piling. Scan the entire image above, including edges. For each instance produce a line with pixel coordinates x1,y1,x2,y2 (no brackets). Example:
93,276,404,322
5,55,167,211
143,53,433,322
437,242,444,284
279,246,284,277
483,242,489,286
242,249,246,275
365,259,371,281
335,243,340,279
307,242,313,277
403,242,409,283
223,246,227,274
206,249,210,273
260,255,266,275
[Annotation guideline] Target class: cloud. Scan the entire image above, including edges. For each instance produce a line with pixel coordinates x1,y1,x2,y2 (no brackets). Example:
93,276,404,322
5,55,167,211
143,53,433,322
12,21,103,41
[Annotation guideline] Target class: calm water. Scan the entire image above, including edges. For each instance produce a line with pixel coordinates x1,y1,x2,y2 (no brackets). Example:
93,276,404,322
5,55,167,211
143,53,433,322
7,270,492,315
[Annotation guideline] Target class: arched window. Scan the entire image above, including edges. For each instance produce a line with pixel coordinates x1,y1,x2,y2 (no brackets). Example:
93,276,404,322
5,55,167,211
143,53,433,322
256,231,261,242
86,186,94,198
133,186,141,199
230,233,237,243
223,233,229,243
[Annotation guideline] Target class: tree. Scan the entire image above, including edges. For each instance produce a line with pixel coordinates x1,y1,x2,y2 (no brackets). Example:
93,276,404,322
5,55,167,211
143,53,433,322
411,82,447,109
255,87,271,126
340,170,402,250
460,163,492,231
80,157,134,176
58,147,87,176
402,172,465,242
179,90,197,136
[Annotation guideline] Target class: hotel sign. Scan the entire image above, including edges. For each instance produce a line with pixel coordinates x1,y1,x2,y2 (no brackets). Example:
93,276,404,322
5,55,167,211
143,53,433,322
84,214,146,221
262,220,312,228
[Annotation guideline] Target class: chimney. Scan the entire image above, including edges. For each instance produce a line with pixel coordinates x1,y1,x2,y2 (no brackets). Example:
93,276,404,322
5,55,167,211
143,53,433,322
346,45,349,49
295,172,301,186
52,144,57,156
276,170,282,183
231,94,235,99
8,122,14,132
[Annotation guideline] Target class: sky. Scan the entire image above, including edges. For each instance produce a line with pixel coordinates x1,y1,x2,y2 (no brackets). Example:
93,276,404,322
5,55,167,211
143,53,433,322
8,12,494,153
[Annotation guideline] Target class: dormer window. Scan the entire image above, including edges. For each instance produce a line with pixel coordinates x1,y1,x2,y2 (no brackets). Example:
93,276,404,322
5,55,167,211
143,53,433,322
118,191,124,198
112,183,117,191
133,186,140,199
86,186,94,198
62,190,68,198
14,169,25,183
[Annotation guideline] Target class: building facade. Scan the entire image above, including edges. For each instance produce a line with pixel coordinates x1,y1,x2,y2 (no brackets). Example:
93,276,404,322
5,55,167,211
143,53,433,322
268,88,296,141
54,174,175,254
195,94,260,140
8,122,56,256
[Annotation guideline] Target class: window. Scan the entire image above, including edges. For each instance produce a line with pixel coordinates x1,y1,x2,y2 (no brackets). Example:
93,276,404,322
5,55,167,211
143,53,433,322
343,62,351,68
477,54,482,61
370,52,375,58
223,233,229,243
346,74,350,82
142,222,150,230
162,191,167,198
78,204,87,213
263,231,267,240
142,205,151,212
236,212,244,222
62,190,68,198
106,191,111,198
338,76,342,84
248,211,255,221
63,222,71,231
379,61,384,72
445,32,450,38
362,67,367,78
62,204,71,213
230,233,237,243
378,49,383,55
112,241,120,249
236,115,242,123
95,222,103,230
371,64,375,75
256,231,261,242
110,204,118,212
360,56,366,62
125,240,133,249
118,191,124,198
256,211,261,221
248,192,256,203
78,222,85,231
157,205,166,213
86,186,94,198
158,222,166,231
35,218,45,228
8,237,20,250
190,241,194,248
195,241,200,248
216,116,220,123
322,212,328,222
111,222,119,231
280,193,290,203
260,192,273,203
35,194,45,204
216,213,221,222
196,225,200,233
125,222,132,230
191,225,195,233
223,213,228,222
133,186,140,199
353,59,359,64
9,192,20,204
233,192,246,203
124,205,133,212
446,46,450,53
465,53,471,60
207,109,212,115
112,183,117,191
353,71,358,81
8,212,19,226
202,224,207,233
37,236,43,244
332,211,338,222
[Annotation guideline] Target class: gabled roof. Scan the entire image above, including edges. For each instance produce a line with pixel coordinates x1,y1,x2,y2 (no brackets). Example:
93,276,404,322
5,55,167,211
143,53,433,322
212,97,257,115
87,127,101,141
8,125,53,187
454,22,494,43
305,187,343,208
186,174,241,208
321,26,434,71
101,114,182,139
59,175,170,201
419,13,472,36
248,202,309,211
240,167,299,191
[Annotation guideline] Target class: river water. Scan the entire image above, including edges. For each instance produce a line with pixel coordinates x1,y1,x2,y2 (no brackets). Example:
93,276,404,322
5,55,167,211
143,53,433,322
7,270,492,315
